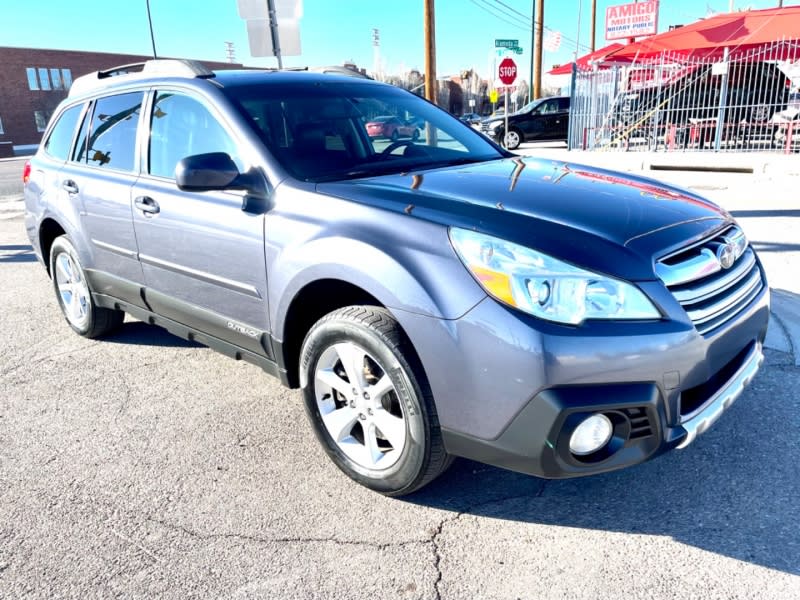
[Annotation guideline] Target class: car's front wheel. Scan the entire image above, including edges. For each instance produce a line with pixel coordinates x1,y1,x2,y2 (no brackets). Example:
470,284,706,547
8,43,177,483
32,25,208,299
300,306,451,496
50,235,124,338
503,128,522,150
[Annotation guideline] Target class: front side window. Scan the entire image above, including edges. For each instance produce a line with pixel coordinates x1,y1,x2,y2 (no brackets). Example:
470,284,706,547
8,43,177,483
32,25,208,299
148,91,241,179
43,104,83,160
26,68,39,90
74,92,143,172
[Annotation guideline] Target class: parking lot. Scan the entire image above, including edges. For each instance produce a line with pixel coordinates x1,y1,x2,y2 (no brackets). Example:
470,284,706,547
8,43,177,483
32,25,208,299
1,154,799,598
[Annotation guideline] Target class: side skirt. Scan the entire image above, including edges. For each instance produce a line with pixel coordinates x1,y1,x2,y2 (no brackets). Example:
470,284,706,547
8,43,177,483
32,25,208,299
93,293,291,386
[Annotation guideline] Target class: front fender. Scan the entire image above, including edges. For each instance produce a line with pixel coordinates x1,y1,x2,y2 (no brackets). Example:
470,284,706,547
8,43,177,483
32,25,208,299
265,187,486,339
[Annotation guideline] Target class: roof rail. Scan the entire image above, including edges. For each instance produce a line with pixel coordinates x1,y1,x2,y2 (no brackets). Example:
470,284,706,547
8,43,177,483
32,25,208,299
68,59,215,97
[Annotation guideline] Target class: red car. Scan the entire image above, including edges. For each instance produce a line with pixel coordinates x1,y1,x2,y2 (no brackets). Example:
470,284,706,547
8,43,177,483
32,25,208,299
365,115,420,141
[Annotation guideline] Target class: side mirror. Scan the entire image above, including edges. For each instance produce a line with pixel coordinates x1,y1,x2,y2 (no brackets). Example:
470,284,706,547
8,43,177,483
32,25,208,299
175,152,241,192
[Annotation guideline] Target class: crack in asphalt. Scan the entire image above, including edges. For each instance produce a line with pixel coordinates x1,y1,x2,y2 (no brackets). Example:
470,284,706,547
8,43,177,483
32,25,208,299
147,518,429,552
0,343,99,378
149,483,550,600
428,480,550,598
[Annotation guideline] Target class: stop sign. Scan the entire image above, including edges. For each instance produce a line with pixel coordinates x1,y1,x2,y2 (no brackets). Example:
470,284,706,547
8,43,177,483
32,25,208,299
498,57,517,86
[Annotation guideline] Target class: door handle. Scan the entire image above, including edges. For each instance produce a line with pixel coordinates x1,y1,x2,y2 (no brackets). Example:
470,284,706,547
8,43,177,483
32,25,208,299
134,196,160,215
62,180,79,194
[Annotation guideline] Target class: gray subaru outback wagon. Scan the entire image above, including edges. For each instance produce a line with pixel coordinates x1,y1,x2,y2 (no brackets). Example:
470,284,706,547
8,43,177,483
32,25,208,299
24,60,768,495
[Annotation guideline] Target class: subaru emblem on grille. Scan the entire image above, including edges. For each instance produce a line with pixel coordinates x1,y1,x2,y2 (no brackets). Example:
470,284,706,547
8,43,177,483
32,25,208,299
716,243,736,270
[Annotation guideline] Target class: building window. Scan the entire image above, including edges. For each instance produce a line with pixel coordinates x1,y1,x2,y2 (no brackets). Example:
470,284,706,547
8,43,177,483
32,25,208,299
26,67,39,90
50,68,62,90
0,116,4,135
62,69,73,90
38,68,51,90
34,111,48,133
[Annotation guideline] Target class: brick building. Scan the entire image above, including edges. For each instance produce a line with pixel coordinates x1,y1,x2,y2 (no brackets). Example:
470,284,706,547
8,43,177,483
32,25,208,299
0,47,241,157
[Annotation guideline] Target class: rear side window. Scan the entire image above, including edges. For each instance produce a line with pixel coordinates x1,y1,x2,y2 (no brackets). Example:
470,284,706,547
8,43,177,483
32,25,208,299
74,92,143,172
148,91,241,179
43,104,82,160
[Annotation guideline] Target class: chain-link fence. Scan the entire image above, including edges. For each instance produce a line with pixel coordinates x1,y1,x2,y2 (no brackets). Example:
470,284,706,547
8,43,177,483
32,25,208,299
568,39,800,153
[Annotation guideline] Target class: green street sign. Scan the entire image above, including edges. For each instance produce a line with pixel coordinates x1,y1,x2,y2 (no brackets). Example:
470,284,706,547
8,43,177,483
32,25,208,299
512,46,523,54
495,39,519,49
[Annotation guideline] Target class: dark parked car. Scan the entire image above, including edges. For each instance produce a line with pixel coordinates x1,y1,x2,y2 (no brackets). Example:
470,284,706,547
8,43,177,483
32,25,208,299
365,115,419,141
24,60,768,496
481,96,570,149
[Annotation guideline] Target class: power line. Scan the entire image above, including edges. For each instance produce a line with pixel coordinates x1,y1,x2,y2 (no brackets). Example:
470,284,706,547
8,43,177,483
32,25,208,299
469,0,592,55
491,0,531,20
468,0,531,33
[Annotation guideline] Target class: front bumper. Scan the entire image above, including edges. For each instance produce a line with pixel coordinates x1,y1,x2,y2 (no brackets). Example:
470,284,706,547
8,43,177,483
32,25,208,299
395,272,769,479
442,340,764,479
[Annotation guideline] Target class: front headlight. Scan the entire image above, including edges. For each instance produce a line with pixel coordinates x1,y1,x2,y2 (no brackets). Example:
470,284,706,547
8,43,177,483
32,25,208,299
449,228,660,325
488,120,503,131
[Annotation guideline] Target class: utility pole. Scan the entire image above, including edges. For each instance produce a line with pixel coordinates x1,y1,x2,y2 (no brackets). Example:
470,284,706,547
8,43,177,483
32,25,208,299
424,0,438,104
533,0,543,99
529,0,536,103
590,0,597,52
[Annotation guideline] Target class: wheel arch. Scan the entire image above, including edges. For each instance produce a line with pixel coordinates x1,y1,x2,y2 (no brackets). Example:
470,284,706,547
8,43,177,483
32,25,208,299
38,218,67,276
278,278,385,388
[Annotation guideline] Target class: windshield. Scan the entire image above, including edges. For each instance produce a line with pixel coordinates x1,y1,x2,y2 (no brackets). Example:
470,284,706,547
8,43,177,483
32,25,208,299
224,80,505,182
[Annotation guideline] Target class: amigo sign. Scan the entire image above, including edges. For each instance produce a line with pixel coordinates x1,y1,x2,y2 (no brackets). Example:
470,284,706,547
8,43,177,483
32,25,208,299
605,0,659,41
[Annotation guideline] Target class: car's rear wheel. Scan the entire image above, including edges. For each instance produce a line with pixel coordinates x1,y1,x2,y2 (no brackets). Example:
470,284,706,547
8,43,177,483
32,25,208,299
503,128,522,150
412,129,420,141
50,236,124,338
390,129,399,142
300,306,451,496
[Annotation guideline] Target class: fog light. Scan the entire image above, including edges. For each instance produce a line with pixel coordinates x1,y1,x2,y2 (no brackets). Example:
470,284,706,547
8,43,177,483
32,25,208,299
569,414,613,456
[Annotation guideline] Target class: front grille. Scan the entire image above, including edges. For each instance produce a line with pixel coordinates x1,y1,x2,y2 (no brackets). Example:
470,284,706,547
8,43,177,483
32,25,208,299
656,226,764,336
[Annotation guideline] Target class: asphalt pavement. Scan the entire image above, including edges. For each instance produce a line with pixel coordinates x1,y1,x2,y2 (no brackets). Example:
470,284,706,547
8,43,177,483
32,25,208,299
1,152,799,598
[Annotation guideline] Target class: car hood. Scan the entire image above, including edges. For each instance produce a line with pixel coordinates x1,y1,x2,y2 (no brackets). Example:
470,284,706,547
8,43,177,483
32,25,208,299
316,157,731,280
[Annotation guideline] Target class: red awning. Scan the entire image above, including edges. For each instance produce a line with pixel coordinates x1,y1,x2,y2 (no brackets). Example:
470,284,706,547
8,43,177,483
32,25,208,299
607,6,800,60
548,43,627,75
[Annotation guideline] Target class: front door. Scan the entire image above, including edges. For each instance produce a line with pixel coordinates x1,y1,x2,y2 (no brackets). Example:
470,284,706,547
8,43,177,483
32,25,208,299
131,89,271,356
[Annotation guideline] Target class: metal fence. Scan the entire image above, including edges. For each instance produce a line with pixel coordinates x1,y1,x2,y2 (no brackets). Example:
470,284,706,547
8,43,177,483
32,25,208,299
568,39,800,153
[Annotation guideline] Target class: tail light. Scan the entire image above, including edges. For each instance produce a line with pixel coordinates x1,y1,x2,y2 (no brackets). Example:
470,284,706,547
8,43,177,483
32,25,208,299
22,160,31,185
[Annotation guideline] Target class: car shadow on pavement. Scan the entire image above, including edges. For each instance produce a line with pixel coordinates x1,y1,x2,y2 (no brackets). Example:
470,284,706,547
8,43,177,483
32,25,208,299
406,347,800,576
104,320,202,348
0,243,37,263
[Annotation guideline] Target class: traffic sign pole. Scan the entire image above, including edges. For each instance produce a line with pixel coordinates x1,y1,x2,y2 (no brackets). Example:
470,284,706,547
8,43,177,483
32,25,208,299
505,88,509,147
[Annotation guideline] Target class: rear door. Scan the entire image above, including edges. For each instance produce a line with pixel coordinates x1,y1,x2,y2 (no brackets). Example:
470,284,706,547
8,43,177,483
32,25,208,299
130,89,271,356
64,91,146,304
555,97,570,140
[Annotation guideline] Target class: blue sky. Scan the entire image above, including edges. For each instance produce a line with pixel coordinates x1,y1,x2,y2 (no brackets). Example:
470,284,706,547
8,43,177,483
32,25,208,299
2,0,798,81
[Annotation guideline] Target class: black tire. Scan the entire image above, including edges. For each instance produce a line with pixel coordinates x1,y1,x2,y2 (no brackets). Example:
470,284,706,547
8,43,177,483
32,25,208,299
390,129,399,142
49,235,124,338
412,129,420,141
299,306,451,496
